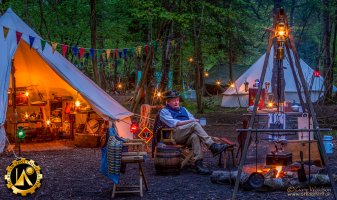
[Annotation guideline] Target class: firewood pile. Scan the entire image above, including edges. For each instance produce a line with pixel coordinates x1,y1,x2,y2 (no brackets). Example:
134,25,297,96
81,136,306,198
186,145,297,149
210,163,334,191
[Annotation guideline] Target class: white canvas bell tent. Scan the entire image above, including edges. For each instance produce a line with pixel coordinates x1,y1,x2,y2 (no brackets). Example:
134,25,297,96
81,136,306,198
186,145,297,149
0,8,133,153
221,46,337,107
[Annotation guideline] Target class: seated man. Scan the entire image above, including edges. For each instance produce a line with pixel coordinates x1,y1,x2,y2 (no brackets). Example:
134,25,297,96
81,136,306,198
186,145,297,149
159,90,229,174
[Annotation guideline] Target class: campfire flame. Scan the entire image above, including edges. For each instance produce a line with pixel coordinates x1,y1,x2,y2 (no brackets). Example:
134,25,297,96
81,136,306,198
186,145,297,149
275,166,283,178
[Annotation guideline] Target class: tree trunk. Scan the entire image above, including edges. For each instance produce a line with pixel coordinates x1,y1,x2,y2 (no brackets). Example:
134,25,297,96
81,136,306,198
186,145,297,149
90,0,101,87
173,41,182,92
228,38,233,83
194,36,203,114
38,0,51,41
289,0,295,27
332,7,337,100
159,28,172,92
98,37,107,91
322,0,333,102
191,2,204,114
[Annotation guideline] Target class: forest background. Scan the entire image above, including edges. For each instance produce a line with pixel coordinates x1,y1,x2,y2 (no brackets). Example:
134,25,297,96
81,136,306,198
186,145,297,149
0,0,336,113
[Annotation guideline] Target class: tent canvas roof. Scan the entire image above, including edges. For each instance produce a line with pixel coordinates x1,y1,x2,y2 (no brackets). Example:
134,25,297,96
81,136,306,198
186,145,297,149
0,8,133,121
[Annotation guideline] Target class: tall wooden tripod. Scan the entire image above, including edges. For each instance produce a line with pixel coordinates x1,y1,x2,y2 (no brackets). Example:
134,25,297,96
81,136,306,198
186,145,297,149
231,8,337,199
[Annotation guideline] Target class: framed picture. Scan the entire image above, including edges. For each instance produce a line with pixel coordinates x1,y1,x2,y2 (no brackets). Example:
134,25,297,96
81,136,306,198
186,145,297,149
16,92,29,106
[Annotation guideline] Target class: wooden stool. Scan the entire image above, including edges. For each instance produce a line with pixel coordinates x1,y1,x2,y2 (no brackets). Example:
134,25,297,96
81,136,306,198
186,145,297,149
112,140,148,198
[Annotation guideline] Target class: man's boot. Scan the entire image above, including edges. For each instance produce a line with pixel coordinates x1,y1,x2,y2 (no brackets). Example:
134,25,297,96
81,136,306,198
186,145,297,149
193,159,211,175
209,143,228,156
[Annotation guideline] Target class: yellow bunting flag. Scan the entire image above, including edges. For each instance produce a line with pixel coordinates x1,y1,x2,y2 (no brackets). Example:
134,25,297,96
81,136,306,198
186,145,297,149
105,49,111,59
3,26,9,39
51,42,58,54
171,40,175,47
136,46,142,57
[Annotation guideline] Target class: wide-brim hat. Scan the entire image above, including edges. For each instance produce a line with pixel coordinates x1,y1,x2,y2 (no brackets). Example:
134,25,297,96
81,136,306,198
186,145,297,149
164,90,180,99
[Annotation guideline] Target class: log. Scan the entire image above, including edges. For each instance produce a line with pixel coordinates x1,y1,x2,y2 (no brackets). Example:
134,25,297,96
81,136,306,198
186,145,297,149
211,170,331,191
210,170,250,185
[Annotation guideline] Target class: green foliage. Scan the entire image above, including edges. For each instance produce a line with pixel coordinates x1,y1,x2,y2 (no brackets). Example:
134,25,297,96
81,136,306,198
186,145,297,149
0,0,335,91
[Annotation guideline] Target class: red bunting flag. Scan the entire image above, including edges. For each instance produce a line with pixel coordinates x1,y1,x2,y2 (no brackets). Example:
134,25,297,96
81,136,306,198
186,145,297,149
61,44,68,57
115,49,119,59
3,27,9,39
79,47,85,59
145,44,149,55
16,31,22,44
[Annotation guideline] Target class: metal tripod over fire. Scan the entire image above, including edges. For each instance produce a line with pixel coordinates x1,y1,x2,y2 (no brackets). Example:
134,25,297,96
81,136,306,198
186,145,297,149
231,8,337,199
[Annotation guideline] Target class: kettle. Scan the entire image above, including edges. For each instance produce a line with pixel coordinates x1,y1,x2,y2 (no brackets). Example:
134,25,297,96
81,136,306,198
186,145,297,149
291,100,300,112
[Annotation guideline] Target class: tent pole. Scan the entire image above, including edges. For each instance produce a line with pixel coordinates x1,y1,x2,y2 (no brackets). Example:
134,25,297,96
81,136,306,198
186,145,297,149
231,35,273,200
284,42,306,112
287,35,337,199
11,60,18,150
234,85,242,107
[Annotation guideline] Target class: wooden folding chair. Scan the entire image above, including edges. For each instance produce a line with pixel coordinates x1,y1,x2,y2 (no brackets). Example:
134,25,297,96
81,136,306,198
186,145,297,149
112,139,148,198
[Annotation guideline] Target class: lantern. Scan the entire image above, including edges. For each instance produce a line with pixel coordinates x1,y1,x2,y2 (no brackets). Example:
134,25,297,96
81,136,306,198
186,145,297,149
75,100,81,107
275,22,287,37
244,81,249,92
130,122,139,134
216,80,221,86
204,71,209,77
188,57,193,63
25,91,29,96
17,126,26,139
314,68,320,77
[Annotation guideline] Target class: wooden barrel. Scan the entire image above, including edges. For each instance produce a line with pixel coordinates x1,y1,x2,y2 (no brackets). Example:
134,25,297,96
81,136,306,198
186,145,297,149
154,145,181,175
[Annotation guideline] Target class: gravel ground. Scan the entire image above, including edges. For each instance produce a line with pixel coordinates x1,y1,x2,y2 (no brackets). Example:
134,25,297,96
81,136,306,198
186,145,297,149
1,106,336,200
0,147,336,200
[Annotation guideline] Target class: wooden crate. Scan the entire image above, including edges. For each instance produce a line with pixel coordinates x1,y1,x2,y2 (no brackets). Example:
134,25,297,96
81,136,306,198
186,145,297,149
268,140,322,166
74,133,99,148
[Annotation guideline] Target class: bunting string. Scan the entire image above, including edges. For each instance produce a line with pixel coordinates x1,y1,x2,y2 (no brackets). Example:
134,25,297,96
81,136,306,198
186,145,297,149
1,25,184,60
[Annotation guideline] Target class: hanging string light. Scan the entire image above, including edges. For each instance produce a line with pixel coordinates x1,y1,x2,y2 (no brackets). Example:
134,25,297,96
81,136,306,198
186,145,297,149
216,80,221,86
230,83,235,88
204,71,209,77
